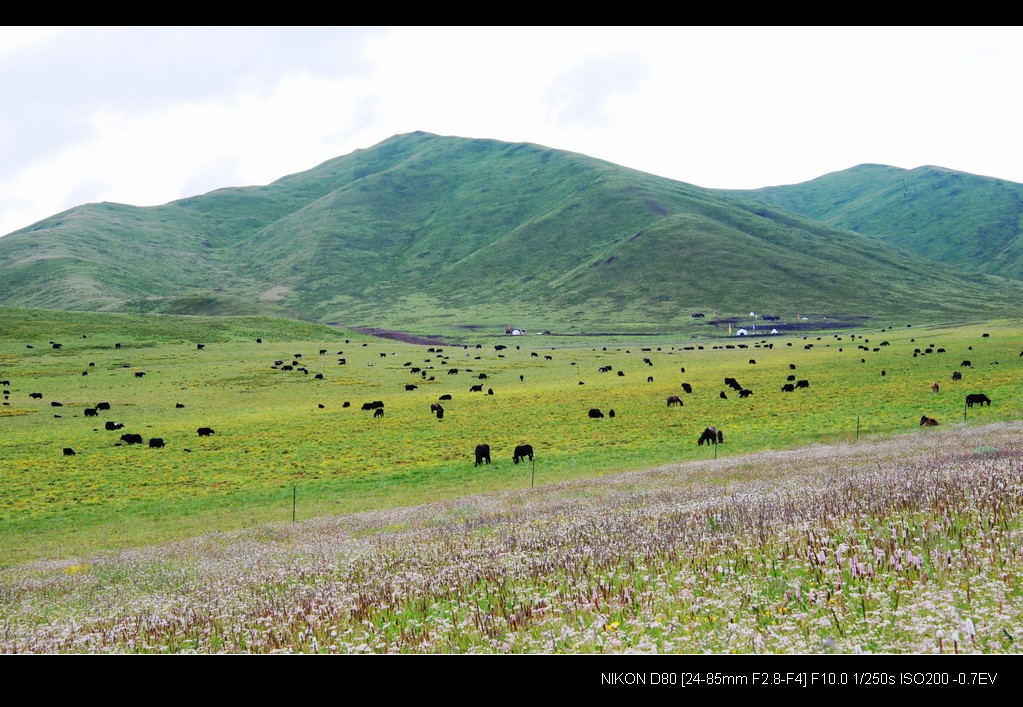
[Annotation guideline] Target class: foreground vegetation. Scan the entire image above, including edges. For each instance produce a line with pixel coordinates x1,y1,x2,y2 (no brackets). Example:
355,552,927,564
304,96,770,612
1,309,1020,569
2,422,1021,653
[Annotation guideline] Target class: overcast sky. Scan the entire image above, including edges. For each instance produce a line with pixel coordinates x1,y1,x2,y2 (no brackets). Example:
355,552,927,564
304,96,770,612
2,26,1021,237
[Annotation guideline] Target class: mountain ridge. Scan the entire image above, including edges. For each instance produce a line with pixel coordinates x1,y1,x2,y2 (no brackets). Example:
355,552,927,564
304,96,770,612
729,163,1023,279
2,131,1021,335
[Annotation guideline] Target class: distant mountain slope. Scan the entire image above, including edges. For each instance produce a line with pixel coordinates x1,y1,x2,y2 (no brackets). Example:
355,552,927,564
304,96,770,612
2,133,1022,335
726,164,1023,279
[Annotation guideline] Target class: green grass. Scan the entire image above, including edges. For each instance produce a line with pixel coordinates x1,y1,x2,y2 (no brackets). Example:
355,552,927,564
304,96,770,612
4,422,1022,653
2,309,1021,568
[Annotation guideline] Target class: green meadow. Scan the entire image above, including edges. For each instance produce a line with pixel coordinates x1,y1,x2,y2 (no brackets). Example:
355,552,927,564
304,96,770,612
1,308,1020,568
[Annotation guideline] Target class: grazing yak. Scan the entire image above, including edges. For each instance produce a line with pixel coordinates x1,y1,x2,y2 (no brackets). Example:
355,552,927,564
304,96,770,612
474,443,491,466
697,426,722,446
588,408,604,418
951,371,962,381
120,433,143,445
920,416,939,426
84,407,98,417
63,447,76,456
431,403,445,419
513,444,534,464
666,395,683,407
966,393,991,408
197,427,215,437
681,382,693,394
104,421,124,431
374,407,385,418
469,384,484,392
148,438,165,448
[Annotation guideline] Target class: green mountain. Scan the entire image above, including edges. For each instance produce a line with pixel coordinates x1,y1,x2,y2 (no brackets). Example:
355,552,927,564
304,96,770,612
727,164,1023,280
2,132,1022,336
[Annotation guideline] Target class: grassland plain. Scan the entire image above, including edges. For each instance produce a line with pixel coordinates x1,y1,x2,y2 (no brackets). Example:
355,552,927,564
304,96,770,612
0,310,1021,573
2,421,1022,654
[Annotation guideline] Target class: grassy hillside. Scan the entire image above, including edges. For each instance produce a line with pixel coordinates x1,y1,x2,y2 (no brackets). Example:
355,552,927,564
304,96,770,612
0,306,354,343
728,164,1023,279
2,308,1021,568
3,134,1023,336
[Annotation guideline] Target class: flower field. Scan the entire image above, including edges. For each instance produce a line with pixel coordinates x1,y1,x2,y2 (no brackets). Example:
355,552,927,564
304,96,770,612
2,422,1021,653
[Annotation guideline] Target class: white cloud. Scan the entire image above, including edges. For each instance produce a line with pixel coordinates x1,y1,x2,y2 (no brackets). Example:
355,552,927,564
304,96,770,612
2,26,1023,237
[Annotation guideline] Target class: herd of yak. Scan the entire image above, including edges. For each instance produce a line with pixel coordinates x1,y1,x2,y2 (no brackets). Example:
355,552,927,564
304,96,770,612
1,328,999,464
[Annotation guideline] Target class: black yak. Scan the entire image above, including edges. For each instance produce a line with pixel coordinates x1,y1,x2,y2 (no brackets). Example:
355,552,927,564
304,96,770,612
966,393,991,408
697,426,719,446
513,444,534,464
